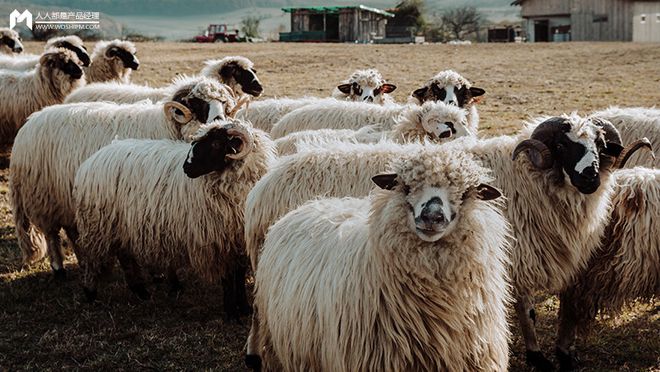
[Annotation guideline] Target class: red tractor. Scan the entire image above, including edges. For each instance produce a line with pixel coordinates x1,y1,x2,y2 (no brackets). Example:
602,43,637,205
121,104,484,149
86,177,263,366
194,24,240,43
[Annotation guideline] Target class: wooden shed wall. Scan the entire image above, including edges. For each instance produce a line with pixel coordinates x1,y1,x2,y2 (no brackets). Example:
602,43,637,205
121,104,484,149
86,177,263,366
520,0,571,17
339,9,388,42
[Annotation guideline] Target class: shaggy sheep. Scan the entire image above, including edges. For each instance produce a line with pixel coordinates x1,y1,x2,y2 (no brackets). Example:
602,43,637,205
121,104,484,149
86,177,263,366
252,148,511,371
331,68,396,104
75,120,275,318
556,167,660,371
270,101,408,139
239,69,395,132
10,76,239,278
0,35,90,71
0,48,85,143
274,101,472,155
590,106,660,167
451,114,651,371
0,28,23,54
85,39,139,83
65,56,263,104
410,70,485,131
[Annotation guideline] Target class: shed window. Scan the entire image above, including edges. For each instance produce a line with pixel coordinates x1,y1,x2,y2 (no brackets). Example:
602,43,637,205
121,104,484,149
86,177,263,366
640,14,646,23
656,13,660,23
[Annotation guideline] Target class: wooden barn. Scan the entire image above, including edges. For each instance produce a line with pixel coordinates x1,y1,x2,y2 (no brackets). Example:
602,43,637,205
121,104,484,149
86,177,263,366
512,0,660,42
279,5,393,42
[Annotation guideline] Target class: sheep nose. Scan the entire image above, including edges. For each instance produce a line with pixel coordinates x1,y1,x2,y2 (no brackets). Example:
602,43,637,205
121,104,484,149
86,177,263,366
415,197,446,226
448,100,458,106
14,46,23,53
582,166,598,179
364,96,373,102
211,115,222,122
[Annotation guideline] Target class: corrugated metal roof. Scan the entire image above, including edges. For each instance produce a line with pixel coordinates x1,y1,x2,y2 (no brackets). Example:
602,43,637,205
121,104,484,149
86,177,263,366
282,4,394,17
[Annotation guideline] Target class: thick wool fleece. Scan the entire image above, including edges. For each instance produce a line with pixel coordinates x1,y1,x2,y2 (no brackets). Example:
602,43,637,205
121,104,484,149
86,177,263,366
74,125,275,282
0,48,85,143
255,149,511,372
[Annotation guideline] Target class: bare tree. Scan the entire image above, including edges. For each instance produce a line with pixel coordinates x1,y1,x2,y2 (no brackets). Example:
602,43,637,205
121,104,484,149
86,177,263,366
241,16,263,38
441,6,482,40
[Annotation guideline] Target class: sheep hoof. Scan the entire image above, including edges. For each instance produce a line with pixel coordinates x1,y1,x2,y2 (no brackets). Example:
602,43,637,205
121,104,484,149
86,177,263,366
245,354,262,371
83,287,97,303
53,268,67,282
129,285,151,301
556,347,578,371
526,350,554,372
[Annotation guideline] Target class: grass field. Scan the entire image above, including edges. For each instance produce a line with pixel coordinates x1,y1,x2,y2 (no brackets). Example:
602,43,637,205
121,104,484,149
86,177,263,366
1,41,659,371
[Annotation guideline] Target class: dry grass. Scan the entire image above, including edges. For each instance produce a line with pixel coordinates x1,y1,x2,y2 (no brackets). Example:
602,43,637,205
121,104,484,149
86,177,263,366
0,41,659,371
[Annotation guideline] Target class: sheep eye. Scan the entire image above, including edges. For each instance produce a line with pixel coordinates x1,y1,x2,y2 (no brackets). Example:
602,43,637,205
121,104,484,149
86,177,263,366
211,140,223,150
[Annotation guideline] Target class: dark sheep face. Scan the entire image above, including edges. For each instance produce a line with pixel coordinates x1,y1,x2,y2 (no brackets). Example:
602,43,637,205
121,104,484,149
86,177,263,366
220,62,263,97
55,41,90,66
107,47,140,70
44,53,84,79
183,127,243,178
1,34,23,53
412,83,485,107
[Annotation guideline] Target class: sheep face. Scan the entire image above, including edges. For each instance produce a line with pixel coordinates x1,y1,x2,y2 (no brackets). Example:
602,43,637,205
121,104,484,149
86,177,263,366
52,40,90,67
513,116,628,194
412,83,484,107
419,102,471,140
40,49,84,80
167,81,237,127
105,46,139,70
219,62,263,97
372,153,500,242
0,29,23,54
336,69,396,104
184,121,253,178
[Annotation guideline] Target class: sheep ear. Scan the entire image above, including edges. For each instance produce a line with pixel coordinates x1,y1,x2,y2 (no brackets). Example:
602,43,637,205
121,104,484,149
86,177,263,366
372,173,398,190
412,86,428,102
381,83,397,93
337,83,352,94
470,87,485,97
474,183,501,201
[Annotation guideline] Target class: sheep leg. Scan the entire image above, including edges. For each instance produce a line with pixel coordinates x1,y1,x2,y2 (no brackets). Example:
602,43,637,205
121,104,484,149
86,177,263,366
116,251,150,301
245,308,262,371
514,294,554,372
234,262,252,316
46,229,66,281
556,289,580,372
167,266,183,297
222,267,243,321
81,256,100,303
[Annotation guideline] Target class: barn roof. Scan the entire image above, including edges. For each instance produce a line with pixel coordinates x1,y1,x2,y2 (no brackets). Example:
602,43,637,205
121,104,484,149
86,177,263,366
510,0,524,4
281,4,394,17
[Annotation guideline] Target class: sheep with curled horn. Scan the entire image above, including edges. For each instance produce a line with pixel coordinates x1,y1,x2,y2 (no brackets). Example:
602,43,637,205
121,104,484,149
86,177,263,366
444,114,652,371
0,48,85,143
0,35,90,71
84,39,139,83
74,119,275,316
0,28,23,55
10,76,241,279
65,56,263,104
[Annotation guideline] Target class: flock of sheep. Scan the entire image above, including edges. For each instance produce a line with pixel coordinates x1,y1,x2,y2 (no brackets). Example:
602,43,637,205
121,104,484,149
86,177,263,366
0,28,658,372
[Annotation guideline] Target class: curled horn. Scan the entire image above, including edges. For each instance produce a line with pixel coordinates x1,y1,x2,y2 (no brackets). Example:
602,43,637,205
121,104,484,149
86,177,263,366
163,101,192,124
613,138,654,169
512,139,554,169
228,95,251,118
225,123,254,160
104,46,118,59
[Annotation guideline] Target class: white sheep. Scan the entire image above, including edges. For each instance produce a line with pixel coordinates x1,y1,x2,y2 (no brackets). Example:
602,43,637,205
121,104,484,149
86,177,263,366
10,76,240,278
0,35,90,71
0,28,23,55
252,148,511,371
410,70,485,131
274,101,472,155
449,114,650,371
65,56,263,104
0,48,85,143
555,166,660,371
75,120,275,319
85,39,139,83
239,68,396,132
590,106,660,167
270,101,411,139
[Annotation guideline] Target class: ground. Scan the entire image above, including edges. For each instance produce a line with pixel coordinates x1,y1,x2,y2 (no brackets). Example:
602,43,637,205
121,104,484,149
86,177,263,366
0,41,659,371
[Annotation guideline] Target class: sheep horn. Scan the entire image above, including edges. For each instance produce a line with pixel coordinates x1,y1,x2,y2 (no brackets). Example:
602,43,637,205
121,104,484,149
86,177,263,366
225,123,253,160
228,95,251,118
512,139,554,169
163,101,192,124
613,138,654,169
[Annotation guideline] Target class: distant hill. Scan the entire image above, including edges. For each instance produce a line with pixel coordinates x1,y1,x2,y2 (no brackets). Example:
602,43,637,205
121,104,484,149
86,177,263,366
9,0,520,40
